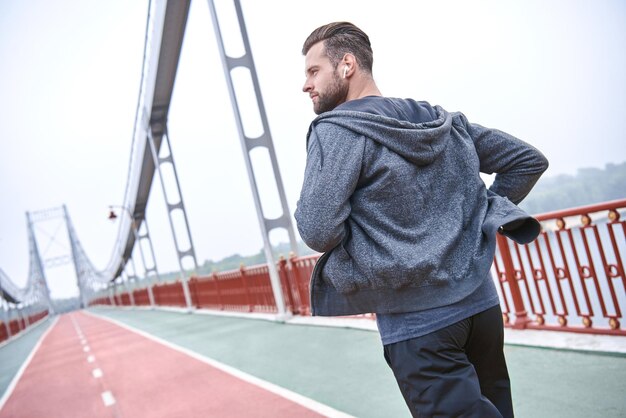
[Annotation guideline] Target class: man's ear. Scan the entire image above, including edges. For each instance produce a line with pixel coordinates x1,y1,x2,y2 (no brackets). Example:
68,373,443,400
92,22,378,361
342,53,357,76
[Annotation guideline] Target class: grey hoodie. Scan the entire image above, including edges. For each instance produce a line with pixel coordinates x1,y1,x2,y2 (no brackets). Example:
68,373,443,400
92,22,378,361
295,99,548,316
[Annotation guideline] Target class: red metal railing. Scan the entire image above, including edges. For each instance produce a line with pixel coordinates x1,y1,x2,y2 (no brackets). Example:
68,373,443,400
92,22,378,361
9,319,22,336
279,255,317,315
0,309,49,344
92,199,625,336
27,310,48,324
189,274,222,310
0,322,6,343
154,281,187,307
90,296,112,306
119,293,132,306
190,265,278,313
494,199,625,335
132,288,151,306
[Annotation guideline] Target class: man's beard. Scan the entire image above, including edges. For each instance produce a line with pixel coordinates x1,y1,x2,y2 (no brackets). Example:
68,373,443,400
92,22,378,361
314,72,349,114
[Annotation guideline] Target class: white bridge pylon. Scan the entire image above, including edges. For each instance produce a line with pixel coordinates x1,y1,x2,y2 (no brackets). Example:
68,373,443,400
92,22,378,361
101,0,298,316
20,205,113,311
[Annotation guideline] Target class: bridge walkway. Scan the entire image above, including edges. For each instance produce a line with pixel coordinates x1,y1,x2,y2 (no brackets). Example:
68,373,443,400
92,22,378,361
1,307,625,417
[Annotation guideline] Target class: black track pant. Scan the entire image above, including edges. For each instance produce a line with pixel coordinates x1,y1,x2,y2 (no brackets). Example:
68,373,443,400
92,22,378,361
383,305,513,418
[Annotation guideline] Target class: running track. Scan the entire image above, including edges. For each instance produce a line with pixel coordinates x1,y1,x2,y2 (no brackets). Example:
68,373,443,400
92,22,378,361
0,312,345,418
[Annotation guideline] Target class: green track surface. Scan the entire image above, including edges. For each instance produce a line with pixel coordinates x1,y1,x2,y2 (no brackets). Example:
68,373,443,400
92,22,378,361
0,319,52,397
2,309,625,418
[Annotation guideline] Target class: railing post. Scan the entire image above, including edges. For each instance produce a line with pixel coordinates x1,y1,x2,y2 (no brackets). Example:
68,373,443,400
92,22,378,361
1,301,11,339
278,256,298,315
240,264,253,312
122,271,136,308
152,284,160,306
108,285,115,306
290,253,311,315
212,272,223,310
17,307,25,331
189,276,199,308
115,282,122,306
497,234,531,329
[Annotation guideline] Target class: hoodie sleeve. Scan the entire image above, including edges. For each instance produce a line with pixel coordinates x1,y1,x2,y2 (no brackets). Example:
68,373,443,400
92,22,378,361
294,122,364,253
457,114,549,205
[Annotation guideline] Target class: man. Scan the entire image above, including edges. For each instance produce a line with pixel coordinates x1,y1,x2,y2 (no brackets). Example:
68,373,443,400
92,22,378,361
294,22,549,417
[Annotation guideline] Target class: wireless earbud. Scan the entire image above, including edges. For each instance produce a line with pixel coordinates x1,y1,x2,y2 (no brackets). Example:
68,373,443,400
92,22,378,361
343,66,348,78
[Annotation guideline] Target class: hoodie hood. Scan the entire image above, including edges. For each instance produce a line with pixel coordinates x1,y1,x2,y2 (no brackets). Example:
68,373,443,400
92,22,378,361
308,104,452,166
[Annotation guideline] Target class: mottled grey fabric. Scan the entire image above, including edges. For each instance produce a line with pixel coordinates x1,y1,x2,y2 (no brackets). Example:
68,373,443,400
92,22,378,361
295,101,548,316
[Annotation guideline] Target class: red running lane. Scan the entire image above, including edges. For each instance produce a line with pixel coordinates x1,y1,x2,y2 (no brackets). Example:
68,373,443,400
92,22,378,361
0,312,326,418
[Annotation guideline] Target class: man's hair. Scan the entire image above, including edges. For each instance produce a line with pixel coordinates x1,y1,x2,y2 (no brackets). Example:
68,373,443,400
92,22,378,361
302,21,373,74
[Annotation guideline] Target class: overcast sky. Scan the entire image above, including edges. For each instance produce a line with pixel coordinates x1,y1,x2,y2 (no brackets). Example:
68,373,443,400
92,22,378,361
1,0,625,300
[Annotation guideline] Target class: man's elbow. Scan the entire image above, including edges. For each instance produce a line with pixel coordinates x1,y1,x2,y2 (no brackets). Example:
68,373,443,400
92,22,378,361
298,227,343,253
295,215,343,253
294,204,344,252
518,148,550,179
537,151,549,174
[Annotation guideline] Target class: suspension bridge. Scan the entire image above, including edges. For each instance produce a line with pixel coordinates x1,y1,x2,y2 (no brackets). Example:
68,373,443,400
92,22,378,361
1,1,625,417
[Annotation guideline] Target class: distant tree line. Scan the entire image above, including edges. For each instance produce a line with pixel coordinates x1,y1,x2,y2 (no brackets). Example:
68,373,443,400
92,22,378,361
52,297,81,313
194,240,316,276
519,161,626,215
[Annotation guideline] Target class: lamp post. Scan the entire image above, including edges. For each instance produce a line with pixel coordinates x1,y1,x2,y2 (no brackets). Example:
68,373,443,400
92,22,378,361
108,206,136,308
108,205,155,308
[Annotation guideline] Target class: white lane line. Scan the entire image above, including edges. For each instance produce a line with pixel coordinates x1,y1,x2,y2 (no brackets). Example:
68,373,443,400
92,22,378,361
0,316,59,410
92,368,103,378
80,339,87,345
70,314,83,337
87,311,356,418
83,346,90,353
101,391,116,406
87,355,95,363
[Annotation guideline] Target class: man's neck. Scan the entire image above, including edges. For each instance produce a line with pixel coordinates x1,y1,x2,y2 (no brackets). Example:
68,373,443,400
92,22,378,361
347,77,382,102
